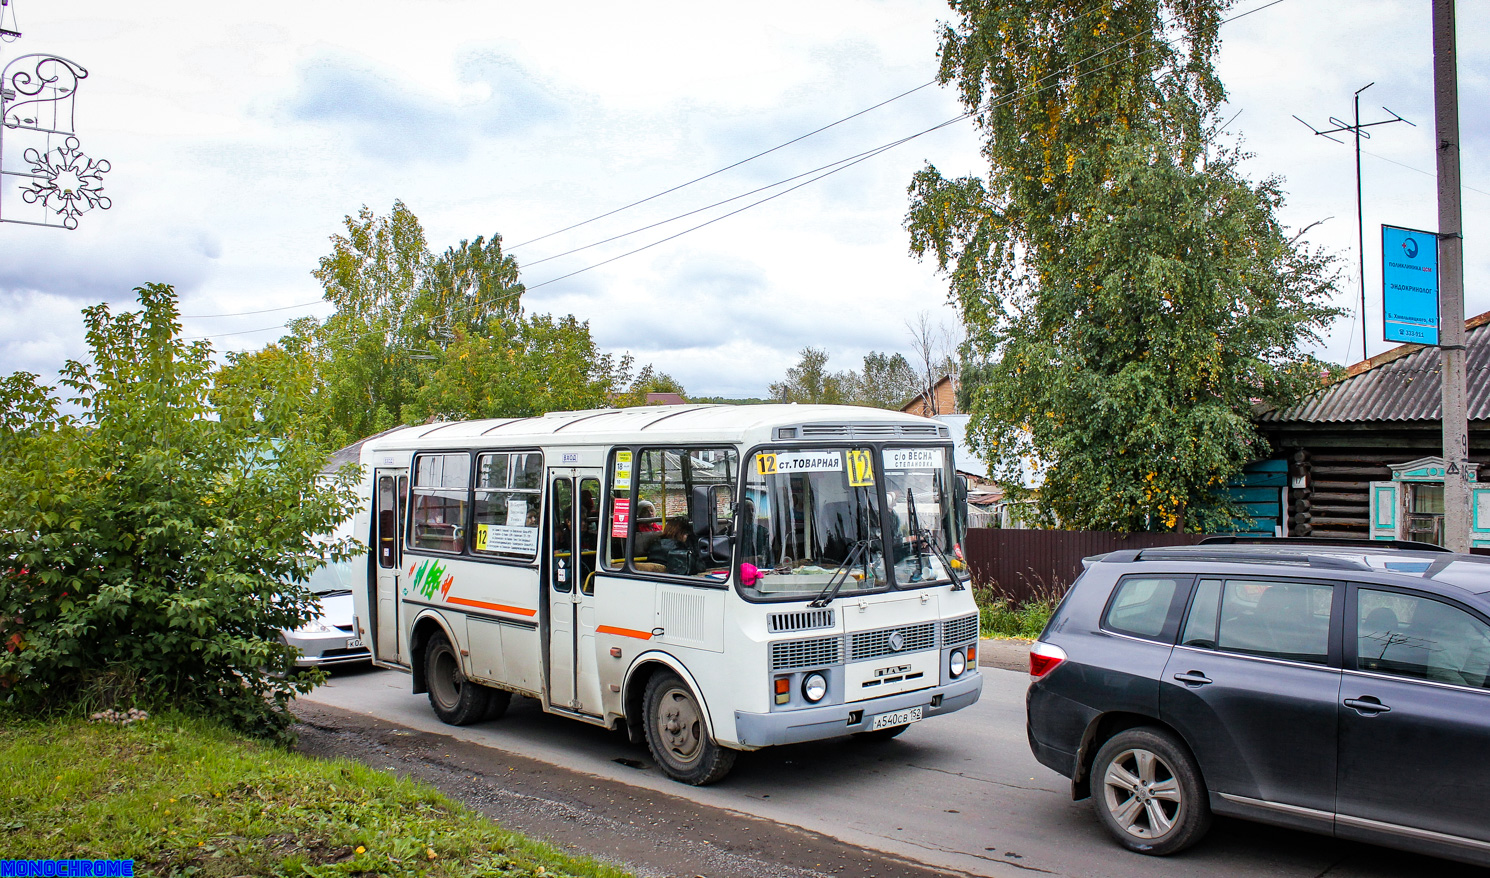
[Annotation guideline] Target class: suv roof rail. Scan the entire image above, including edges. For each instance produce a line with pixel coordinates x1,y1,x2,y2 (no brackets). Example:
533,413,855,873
1198,536,1452,553
1133,548,1373,571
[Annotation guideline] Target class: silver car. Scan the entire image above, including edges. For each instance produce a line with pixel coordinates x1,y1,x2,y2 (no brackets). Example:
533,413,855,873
283,557,371,668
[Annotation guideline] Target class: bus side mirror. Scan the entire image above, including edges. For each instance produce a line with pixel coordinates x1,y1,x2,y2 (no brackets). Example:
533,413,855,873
954,475,969,536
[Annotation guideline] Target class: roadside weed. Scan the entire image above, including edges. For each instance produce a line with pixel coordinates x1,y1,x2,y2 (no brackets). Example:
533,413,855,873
0,713,631,878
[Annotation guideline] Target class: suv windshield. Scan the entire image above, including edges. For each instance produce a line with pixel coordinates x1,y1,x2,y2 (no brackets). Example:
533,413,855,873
304,559,353,595
738,448,886,600
883,447,964,586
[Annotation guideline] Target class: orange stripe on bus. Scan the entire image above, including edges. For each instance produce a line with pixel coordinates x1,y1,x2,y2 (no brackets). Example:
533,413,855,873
597,625,653,640
445,596,537,617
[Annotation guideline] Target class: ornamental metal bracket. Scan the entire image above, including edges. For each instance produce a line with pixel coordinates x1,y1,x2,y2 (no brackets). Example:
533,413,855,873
1,53,111,229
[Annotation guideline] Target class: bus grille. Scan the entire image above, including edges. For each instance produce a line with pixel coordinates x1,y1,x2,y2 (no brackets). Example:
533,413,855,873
768,608,835,633
942,614,980,645
850,622,937,662
770,636,842,671
795,423,946,439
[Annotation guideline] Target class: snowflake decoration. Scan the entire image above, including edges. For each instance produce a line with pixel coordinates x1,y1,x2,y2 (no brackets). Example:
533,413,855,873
19,135,110,229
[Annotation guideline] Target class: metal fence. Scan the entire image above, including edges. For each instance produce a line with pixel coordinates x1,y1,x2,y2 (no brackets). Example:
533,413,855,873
962,529,1209,604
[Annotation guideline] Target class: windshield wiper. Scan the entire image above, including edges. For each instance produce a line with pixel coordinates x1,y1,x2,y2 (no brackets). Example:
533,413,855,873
914,528,967,590
810,538,875,608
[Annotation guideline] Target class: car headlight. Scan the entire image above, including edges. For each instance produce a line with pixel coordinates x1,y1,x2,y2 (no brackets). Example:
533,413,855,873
295,618,336,635
801,672,828,703
949,648,966,678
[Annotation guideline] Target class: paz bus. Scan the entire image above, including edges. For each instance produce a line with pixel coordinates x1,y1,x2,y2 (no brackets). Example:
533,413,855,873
349,404,983,784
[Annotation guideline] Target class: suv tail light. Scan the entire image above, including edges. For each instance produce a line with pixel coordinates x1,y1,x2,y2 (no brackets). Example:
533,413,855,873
1029,641,1067,679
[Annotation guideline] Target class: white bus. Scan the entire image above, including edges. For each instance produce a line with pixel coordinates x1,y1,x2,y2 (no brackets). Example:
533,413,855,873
350,404,983,784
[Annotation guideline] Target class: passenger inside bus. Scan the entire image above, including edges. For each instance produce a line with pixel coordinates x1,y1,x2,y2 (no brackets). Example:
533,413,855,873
646,519,698,576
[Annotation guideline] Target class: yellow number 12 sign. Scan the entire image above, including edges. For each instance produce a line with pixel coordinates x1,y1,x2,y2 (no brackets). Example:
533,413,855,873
846,449,874,487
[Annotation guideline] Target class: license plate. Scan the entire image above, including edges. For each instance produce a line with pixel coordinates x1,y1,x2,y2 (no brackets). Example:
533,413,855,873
346,638,364,649
869,706,923,730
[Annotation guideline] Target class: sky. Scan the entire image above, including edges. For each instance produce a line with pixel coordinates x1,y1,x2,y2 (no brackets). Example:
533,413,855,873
0,0,1486,399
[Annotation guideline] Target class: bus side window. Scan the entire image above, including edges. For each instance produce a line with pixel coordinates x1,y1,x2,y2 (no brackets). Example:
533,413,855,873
603,449,633,572
377,475,397,568
579,477,600,594
629,447,739,581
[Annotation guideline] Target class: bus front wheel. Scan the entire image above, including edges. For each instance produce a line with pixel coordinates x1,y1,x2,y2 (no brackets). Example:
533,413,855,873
642,671,735,785
425,631,491,725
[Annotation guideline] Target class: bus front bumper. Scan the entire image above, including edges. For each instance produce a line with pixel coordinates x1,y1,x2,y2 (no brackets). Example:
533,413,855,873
733,672,982,748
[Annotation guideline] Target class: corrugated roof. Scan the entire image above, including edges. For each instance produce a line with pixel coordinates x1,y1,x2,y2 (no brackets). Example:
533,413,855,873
1259,311,1490,424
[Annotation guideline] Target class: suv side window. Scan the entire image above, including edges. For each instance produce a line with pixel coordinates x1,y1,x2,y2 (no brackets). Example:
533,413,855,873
1357,588,1490,689
1181,579,1334,665
1102,576,1187,640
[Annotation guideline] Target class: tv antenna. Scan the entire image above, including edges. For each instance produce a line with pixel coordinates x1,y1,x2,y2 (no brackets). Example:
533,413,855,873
1295,83,1414,363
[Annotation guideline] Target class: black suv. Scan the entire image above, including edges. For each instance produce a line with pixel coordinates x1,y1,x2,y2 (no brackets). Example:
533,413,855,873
1026,539,1490,866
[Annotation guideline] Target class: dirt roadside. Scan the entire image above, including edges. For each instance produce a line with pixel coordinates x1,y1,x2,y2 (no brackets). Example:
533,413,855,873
291,700,975,878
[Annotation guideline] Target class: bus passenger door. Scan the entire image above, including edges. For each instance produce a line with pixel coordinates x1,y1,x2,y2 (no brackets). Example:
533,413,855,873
546,470,604,715
373,469,408,665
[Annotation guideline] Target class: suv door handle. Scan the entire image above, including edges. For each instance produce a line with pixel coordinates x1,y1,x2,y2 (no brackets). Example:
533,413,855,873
1344,696,1392,716
1172,671,1213,686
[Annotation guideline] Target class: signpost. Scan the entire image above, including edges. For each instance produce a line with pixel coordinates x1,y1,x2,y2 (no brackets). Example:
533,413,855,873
1381,224,1440,345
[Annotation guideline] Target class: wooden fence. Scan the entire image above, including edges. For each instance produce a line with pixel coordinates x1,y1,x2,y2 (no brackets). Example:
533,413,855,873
962,528,1209,604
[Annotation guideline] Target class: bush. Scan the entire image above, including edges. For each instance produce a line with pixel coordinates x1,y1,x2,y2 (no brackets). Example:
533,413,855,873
973,581,1063,639
0,284,359,741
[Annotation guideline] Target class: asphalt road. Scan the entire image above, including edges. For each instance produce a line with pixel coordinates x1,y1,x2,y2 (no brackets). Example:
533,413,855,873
297,663,1475,878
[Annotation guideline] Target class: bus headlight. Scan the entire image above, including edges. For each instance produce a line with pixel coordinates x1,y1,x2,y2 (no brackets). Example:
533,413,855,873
801,672,828,703
949,648,966,678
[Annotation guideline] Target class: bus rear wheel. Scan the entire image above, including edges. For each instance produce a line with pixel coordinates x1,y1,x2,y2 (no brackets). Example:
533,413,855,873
642,671,735,785
425,631,491,726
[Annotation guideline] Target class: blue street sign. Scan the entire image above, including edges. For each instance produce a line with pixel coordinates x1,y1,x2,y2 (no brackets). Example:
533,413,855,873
1382,224,1439,345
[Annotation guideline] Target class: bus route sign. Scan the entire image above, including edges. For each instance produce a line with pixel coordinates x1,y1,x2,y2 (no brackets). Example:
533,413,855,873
1382,224,1439,345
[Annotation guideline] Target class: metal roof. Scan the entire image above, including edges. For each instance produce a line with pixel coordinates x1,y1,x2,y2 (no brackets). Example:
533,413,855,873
360,403,952,449
1258,311,1490,424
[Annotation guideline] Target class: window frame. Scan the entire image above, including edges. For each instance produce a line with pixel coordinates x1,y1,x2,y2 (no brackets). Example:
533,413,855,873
1099,574,1195,643
603,444,741,590
469,448,545,565
1174,574,1346,669
1344,582,1490,693
406,450,474,557
733,440,964,603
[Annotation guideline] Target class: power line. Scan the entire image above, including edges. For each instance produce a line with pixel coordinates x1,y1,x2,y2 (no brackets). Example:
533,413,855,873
506,80,939,252
181,299,329,319
180,1,1136,330
520,135,940,270
1363,148,1490,198
190,0,1286,344
182,322,296,341
505,0,1139,255
431,0,1251,318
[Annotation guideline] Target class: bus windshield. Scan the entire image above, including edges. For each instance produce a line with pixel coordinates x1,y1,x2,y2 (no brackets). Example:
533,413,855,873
738,447,886,600
882,447,963,586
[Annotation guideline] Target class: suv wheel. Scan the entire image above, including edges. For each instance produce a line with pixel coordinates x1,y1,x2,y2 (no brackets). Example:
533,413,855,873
1091,727,1211,855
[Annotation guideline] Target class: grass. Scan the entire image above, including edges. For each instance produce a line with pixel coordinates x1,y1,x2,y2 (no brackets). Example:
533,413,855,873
974,582,1062,640
0,713,632,878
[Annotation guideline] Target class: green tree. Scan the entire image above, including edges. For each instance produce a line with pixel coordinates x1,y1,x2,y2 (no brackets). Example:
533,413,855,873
613,366,687,407
418,234,526,340
409,313,617,420
0,284,359,739
770,347,848,404
906,0,1339,531
304,200,432,443
844,351,919,410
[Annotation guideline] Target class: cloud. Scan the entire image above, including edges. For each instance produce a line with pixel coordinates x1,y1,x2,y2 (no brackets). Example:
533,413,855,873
0,221,216,303
283,53,567,163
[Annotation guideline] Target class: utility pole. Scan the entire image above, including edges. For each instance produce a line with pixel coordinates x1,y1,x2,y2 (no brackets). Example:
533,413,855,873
1295,88,1413,364
1434,0,1469,553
